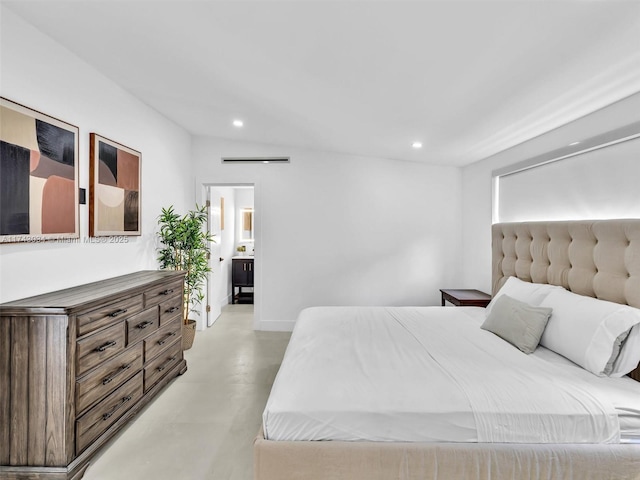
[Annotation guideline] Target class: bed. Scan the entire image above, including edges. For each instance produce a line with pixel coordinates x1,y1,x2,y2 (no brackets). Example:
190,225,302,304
254,219,640,479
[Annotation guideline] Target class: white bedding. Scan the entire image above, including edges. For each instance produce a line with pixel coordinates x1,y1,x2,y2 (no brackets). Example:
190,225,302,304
263,306,640,444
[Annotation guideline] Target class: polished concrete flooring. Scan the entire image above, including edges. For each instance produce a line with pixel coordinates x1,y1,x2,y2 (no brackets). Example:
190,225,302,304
83,305,291,480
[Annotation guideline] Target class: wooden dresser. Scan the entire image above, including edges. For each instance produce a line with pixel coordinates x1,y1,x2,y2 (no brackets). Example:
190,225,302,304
0,270,187,480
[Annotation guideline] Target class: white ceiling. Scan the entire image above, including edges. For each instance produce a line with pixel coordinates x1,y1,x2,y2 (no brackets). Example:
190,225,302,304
4,0,640,166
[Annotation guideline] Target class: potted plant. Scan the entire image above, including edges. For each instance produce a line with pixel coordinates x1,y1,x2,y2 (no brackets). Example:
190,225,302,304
156,204,215,349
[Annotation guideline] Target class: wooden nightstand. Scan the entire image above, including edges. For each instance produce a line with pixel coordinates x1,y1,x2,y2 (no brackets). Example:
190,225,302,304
440,289,491,307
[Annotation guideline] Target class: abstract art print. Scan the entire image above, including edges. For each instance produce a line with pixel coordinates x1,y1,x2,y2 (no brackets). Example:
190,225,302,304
89,133,141,237
0,97,79,243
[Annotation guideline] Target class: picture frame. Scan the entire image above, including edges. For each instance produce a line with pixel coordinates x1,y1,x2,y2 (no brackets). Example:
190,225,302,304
0,97,80,243
89,133,141,237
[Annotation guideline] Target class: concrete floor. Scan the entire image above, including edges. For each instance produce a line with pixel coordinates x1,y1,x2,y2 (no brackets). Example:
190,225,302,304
83,305,291,480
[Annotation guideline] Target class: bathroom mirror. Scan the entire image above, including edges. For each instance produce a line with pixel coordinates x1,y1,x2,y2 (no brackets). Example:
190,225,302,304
241,208,254,241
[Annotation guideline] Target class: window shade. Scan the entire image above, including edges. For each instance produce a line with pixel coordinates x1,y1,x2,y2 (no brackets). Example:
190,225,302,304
496,135,640,223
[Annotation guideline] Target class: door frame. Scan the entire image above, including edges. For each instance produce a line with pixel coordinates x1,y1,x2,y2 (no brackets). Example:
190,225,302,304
202,182,257,328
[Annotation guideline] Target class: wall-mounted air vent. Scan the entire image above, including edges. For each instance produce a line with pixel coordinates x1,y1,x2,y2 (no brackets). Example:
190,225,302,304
222,157,290,164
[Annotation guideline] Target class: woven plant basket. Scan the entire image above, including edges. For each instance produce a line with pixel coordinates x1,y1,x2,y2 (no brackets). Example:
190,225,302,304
182,319,197,350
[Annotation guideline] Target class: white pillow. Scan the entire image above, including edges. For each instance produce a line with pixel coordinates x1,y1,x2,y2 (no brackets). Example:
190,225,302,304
610,324,640,377
486,277,562,315
539,289,640,376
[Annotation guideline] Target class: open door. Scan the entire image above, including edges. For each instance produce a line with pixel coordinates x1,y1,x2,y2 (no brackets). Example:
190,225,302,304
207,189,223,326
205,184,255,327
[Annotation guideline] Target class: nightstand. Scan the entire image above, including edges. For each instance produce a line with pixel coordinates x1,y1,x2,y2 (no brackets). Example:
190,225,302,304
440,289,491,307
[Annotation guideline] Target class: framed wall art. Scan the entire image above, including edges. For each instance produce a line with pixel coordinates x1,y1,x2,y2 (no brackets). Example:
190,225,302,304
0,97,80,243
89,133,141,237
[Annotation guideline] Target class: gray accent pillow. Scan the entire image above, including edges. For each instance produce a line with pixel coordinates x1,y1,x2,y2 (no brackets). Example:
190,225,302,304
481,295,553,354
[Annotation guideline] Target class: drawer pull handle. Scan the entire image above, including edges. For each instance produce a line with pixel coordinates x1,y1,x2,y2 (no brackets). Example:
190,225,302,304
102,395,132,421
95,341,117,352
158,332,177,346
136,321,155,330
165,306,179,313
102,363,132,385
108,308,128,317
157,356,177,372
160,289,174,296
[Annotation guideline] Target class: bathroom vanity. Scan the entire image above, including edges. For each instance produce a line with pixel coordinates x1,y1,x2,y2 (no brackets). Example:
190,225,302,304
232,257,254,304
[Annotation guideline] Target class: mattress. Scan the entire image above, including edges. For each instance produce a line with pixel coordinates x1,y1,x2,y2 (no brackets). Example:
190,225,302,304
263,306,640,444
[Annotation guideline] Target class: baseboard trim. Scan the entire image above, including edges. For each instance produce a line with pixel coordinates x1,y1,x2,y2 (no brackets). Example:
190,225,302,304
256,319,295,332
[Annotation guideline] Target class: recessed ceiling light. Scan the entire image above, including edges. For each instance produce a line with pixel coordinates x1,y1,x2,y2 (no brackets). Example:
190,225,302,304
569,141,580,146
233,119,244,127
412,142,422,149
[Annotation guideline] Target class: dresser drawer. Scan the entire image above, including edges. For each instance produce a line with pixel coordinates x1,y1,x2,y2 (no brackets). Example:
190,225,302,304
145,317,181,362
77,294,144,336
159,295,182,326
76,371,143,454
126,307,160,346
144,339,181,392
77,322,126,376
76,343,143,415
143,279,183,308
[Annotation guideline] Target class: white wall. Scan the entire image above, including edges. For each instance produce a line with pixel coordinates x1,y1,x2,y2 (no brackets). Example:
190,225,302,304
0,6,193,302
461,92,640,295
194,137,462,330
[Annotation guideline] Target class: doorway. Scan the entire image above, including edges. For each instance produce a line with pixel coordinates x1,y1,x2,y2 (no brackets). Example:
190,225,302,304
206,184,255,327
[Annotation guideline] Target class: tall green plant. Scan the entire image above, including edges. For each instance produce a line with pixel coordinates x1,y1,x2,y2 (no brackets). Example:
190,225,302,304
157,205,215,324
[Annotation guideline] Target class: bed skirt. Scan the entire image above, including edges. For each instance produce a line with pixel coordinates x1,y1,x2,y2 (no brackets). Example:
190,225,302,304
254,429,640,480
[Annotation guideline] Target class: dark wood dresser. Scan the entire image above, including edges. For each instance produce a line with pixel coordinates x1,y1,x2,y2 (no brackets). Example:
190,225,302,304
0,270,187,480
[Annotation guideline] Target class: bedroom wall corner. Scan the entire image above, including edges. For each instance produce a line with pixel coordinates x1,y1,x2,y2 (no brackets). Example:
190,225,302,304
0,6,194,302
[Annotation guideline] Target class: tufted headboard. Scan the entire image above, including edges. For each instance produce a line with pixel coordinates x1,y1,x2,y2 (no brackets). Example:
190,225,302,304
492,219,640,381
492,219,640,307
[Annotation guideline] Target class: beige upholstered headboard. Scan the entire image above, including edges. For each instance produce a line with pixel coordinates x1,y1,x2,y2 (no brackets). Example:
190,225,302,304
492,219,640,308
492,219,640,381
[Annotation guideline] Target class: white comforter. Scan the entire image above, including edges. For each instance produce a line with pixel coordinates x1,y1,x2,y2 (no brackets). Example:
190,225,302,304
263,306,639,444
